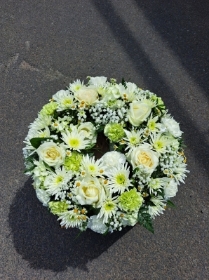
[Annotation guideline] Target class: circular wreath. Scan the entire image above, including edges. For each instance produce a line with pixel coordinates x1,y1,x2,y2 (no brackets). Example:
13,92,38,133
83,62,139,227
23,76,188,234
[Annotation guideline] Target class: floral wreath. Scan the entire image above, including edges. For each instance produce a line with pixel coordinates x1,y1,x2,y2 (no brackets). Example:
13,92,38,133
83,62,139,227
23,76,188,234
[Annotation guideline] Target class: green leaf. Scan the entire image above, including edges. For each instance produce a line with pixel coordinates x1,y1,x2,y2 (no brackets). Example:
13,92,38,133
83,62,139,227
24,165,35,173
166,200,176,208
30,137,51,149
103,228,110,236
138,211,154,233
43,161,54,172
121,77,126,87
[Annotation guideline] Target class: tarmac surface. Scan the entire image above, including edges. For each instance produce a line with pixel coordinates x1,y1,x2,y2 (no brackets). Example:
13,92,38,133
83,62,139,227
0,0,209,279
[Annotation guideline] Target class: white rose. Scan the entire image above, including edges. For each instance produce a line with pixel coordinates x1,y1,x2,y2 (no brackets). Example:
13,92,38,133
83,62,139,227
35,188,50,206
164,179,178,199
100,151,126,171
129,144,159,173
75,178,105,207
87,215,108,234
127,101,152,126
161,117,182,137
36,142,65,167
75,87,98,105
78,122,96,142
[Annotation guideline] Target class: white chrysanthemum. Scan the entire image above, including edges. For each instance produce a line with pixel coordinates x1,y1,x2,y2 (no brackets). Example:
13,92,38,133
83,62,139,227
52,90,76,111
97,198,118,223
69,79,84,93
62,129,90,151
29,114,52,131
44,168,72,198
58,210,87,229
124,129,143,150
148,196,166,218
80,155,105,177
148,178,164,194
117,83,136,102
172,159,189,183
27,127,51,141
106,163,132,194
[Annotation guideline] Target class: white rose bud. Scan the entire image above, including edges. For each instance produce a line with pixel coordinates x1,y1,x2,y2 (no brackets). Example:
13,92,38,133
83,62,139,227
127,101,152,126
75,87,98,105
36,142,65,167
129,144,159,173
78,122,96,142
161,117,182,137
75,178,105,207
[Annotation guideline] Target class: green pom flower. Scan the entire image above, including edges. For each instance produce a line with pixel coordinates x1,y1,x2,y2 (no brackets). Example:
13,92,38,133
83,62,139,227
48,201,68,215
104,123,125,142
119,188,143,212
64,151,82,171
40,102,58,116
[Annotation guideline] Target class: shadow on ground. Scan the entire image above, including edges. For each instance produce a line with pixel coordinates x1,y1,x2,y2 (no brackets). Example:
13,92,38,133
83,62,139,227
9,179,131,272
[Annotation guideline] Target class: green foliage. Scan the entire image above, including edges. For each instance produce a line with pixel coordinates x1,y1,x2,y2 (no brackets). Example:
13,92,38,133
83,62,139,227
166,200,176,208
138,208,154,233
30,137,52,149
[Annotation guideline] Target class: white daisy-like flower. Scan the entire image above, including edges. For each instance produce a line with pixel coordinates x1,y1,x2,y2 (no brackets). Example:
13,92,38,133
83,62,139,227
106,163,132,194
97,197,118,223
69,79,84,93
61,129,90,151
150,133,169,154
52,90,76,111
80,155,105,177
147,116,162,133
58,210,87,229
124,129,143,151
44,168,72,198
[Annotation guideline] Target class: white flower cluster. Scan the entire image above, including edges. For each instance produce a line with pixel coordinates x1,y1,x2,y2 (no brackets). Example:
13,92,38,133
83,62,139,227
23,76,189,234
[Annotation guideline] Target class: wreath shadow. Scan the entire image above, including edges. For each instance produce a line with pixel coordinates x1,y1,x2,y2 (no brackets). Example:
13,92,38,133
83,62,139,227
9,178,131,272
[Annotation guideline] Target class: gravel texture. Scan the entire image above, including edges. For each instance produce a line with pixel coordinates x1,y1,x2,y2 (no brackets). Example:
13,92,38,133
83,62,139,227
0,0,209,279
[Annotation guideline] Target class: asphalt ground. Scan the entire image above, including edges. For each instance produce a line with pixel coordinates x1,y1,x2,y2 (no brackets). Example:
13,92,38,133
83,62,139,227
0,1,209,279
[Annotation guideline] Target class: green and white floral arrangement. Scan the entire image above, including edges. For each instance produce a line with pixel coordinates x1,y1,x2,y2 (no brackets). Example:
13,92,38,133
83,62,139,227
23,76,188,234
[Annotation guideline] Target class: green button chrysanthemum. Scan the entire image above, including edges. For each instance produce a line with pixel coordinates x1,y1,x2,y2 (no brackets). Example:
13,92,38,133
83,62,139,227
104,123,125,142
119,188,143,212
48,201,68,215
40,102,58,115
64,151,83,171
